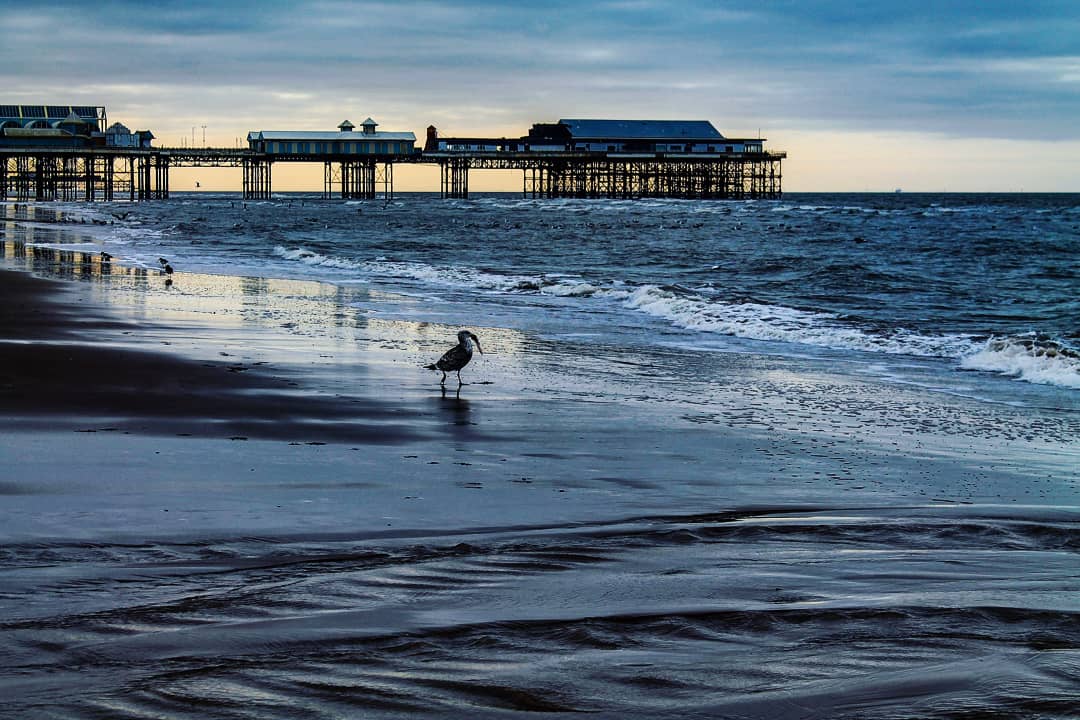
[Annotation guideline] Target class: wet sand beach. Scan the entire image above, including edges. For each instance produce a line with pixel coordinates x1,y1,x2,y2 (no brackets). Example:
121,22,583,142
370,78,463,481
1,235,1079,717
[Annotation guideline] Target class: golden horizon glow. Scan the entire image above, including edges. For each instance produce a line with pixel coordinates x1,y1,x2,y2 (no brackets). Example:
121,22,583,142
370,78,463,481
166,127,1080,194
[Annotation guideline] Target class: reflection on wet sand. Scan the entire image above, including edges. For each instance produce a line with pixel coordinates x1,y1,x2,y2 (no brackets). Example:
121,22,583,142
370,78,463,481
437,385,474,436
0,234,532,405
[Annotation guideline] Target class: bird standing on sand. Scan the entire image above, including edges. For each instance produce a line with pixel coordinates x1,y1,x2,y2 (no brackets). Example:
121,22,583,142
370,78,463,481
159,258,174,274
426,330,483,386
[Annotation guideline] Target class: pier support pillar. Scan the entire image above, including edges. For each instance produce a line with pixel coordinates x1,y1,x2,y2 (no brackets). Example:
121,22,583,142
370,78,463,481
103,156,115,201
440,158,469,199
152,154,169,199
84,154,95,201
378,162,393,201
330,159,377,199
243,157,272,200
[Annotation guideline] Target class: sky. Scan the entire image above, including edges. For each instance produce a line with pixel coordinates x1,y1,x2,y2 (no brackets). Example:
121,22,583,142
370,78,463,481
2,0,1079,192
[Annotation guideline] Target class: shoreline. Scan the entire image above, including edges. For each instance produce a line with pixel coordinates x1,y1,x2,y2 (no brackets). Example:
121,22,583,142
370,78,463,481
2,258,1076,538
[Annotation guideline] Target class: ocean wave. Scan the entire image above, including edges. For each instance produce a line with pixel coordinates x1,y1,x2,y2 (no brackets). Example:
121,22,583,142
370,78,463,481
770,203,881,215
623,284,974,357
274,245,537,290
274,245,624,299
625,285,1080,388
960,335,1080,389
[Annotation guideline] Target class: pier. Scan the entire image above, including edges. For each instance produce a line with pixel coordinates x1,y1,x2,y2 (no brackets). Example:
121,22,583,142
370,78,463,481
2,146,784,202
1,115,784,202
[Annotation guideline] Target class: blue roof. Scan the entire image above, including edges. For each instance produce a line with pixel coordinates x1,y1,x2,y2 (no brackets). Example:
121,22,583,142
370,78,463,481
558,119,724,141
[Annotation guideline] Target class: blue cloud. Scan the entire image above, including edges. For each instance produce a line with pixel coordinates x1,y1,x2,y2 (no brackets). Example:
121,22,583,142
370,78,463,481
1,1,1077,140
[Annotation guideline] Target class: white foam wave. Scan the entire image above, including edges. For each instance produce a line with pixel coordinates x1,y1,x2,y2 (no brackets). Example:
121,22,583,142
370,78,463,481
274,245,369,272
960,337,1080,389
275,245,537,292
622,285,976,358
274,245,624,299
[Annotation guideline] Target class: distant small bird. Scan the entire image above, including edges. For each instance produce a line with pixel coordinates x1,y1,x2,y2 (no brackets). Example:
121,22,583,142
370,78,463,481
426,330,483,386
100,251,112,262
159,258,174,274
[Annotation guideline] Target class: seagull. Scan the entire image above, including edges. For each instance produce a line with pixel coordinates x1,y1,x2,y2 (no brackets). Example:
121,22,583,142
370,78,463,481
426,330,483,386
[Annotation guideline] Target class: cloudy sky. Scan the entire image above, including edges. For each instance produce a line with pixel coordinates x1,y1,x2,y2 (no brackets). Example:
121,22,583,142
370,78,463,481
3,0,1078,191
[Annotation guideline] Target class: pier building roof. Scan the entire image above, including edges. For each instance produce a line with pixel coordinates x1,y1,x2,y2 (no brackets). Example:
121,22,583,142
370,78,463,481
248,118,415,143
248,130,416,142
558,119,725,141
0,105,106,131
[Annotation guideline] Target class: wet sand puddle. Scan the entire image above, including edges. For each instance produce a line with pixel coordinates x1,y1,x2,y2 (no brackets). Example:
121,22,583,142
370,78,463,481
2,505,1077,719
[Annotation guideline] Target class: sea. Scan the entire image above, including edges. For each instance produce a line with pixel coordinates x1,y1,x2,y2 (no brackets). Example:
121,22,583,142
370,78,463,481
2,191,1079,718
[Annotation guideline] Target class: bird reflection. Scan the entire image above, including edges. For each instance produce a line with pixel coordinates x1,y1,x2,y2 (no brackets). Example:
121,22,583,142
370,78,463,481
436,385,474,433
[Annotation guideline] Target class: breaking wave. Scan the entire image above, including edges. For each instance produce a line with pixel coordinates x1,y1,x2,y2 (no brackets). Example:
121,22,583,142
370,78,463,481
960,335,1080,389
273,245,621,297
622,284,976,357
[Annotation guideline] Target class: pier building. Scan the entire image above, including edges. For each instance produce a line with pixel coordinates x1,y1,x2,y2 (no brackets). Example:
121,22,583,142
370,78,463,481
246,118,416,157
427,119,764,155
105,123,154,149
0,105,108,149
0,104,164,201
245,118,417,200
558,119,762,154
424,119,782,199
